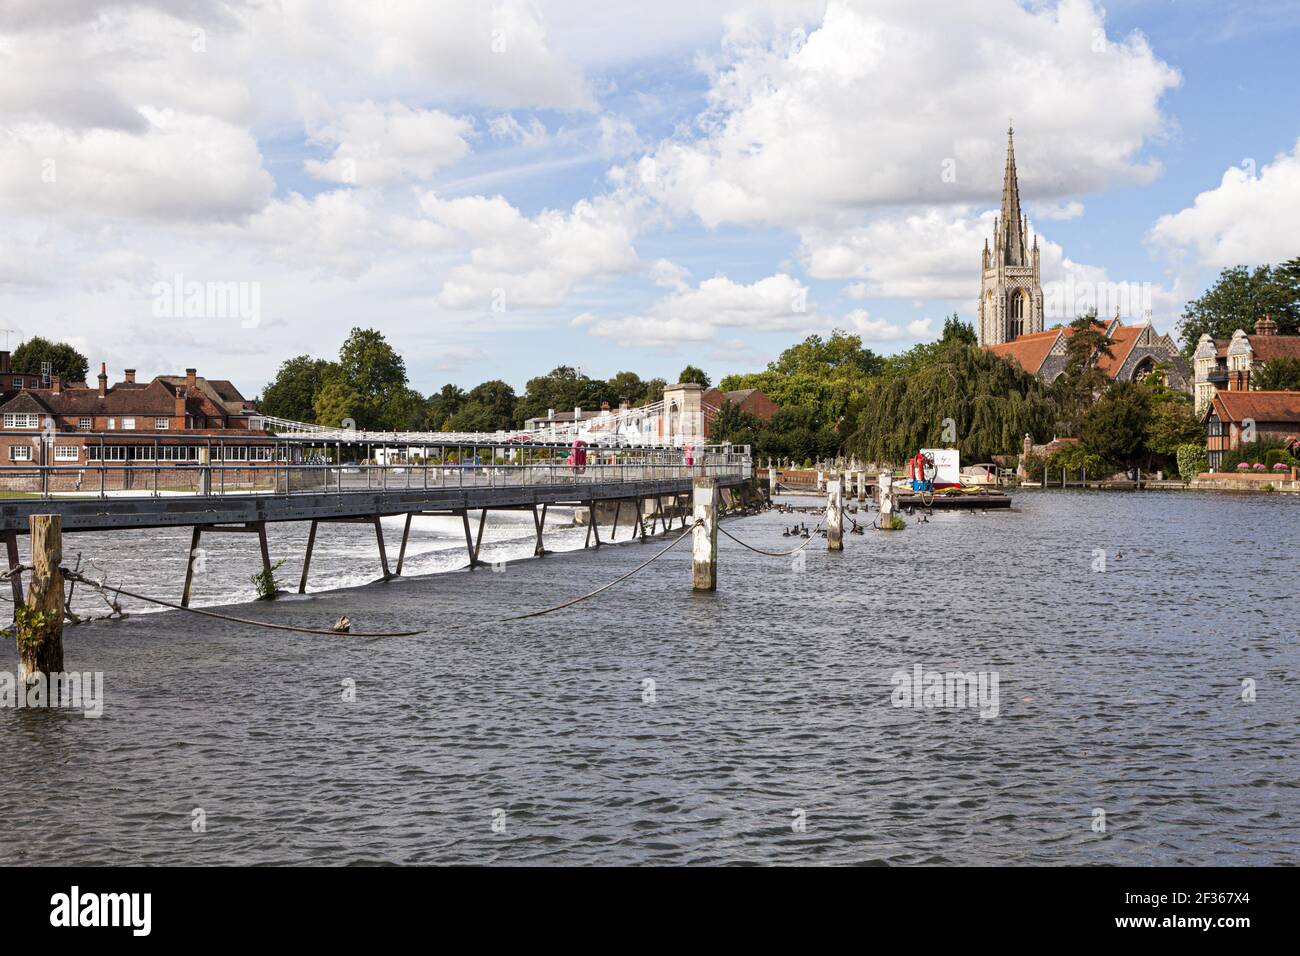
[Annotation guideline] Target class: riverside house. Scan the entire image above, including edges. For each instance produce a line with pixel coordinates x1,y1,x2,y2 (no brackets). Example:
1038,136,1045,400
0,360,278,493
1202,390,1300,472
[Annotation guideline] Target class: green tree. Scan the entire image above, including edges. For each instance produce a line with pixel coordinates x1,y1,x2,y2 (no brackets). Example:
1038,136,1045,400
1079,381,1151,471
337,328,408,429
880,315,975,379
1053,311,1115,437
768,330,884,378
313,379,363,429
258,355,334,422
449,379,517,432
709,400,764,449
677,365,711,387
425,384,466,430
1176,261,1300,356
11,337,89,384
848,342,1057,464
1252,357,1300,391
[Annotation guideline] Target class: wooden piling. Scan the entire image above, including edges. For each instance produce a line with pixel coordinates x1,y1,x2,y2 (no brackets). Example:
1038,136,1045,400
17,514,64,684
826,478,843,551
878,470,896,531
692,477,718,591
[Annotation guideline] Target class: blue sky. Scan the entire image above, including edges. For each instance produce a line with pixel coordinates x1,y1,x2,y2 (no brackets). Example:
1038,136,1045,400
1,0,1298,400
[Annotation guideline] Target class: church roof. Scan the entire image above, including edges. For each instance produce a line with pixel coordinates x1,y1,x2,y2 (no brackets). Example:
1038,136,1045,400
985,328,1059,375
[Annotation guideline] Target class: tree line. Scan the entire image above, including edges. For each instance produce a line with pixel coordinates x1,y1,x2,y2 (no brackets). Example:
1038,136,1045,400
257,327,715,433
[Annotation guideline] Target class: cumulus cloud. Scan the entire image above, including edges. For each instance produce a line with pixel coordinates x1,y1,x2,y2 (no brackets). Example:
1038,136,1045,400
420,193,643,309
619,0,1179,228
1148,141,1300,267
580,273,816,347
305,101,474,186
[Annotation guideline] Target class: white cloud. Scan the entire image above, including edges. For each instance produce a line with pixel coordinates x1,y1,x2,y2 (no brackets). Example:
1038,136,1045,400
0,109,273,222
305,101,474,186
622,0,1179,228
420,193,643,309
580,272,820,347
1148,140,1300,267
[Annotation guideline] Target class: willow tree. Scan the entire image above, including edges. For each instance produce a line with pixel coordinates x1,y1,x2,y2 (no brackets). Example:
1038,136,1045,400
846,344,1058,464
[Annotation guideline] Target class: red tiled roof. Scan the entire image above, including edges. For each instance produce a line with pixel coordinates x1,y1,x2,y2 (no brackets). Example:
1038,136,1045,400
985,328,1060,375
1094,324,1142,377
1206,390,1300,424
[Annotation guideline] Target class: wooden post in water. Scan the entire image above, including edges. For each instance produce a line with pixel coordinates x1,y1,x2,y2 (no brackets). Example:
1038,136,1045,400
691,477,717,591
18,514,64,684
878,470,896,531
826,479,843,551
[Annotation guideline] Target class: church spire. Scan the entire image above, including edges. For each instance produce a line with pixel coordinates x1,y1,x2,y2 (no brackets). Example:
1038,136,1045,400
999,124,1026,267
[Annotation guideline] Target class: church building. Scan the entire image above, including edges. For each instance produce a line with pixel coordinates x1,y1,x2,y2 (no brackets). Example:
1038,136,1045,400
979,127,1190,390
977,126,1044,347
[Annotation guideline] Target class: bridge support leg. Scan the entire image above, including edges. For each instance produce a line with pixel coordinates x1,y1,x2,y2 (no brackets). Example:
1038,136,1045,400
827,479,843,552
460,510,476,567
473,509,487,566
4,530,23,610
395,513,413,576
181,525,203,608
532,504,548,557
692,478,718,592
610,500,622,541
636,499,647,542
255,521,273,583
372,517,392,580
299,520,317,593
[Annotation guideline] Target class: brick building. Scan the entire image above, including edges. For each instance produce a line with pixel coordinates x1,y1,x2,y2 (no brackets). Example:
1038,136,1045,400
1202,390,1300,471
1192,316,1300,415
703,387,779,424
0,358,277,492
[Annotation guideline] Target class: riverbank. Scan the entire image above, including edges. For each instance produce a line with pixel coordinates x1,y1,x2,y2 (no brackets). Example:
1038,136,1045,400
2,490,1295,865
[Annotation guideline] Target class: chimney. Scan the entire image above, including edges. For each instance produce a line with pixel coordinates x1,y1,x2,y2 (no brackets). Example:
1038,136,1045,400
98,362,108,397
1254,314,1278,336
0,351,9,374
573,406,582,423
186,368,197,389
51,374,61,395
547,407,555,420
124,368,136,384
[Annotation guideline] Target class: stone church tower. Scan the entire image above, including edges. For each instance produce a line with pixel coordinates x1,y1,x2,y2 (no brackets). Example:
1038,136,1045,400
977,126,1044,346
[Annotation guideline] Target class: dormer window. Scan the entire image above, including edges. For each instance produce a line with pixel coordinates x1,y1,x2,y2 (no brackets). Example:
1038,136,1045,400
3,413,40,428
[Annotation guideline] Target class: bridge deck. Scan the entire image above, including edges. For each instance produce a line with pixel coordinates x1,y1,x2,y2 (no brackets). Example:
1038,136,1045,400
0,474,748,533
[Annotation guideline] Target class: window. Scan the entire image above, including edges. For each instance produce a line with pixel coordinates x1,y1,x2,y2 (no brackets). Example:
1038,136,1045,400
122,418,136,430
3,413,40,429
54,445,79,461
107,418,116,430
155,418,169,430
9,445,33,461
79,417,92,430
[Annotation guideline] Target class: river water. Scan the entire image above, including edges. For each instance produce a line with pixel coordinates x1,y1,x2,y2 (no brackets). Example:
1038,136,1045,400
0,489,1295,865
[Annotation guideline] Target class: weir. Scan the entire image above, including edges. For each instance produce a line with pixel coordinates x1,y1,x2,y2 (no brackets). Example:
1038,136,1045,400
0,436,751,608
